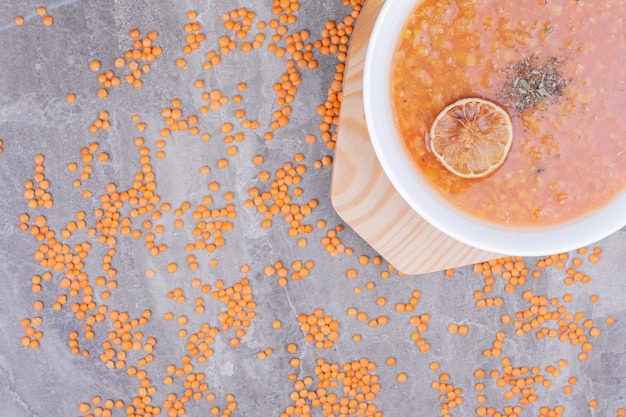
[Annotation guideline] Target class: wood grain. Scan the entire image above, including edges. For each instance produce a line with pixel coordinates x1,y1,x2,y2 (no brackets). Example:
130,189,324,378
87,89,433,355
330,0,501,274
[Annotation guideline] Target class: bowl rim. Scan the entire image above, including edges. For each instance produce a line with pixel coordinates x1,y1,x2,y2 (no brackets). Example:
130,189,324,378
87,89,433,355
362,0,626,256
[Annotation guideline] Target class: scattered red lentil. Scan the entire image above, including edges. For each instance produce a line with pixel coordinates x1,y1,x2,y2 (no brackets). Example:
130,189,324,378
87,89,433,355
9,3,619,416
409,314,431,352
297,309,339,349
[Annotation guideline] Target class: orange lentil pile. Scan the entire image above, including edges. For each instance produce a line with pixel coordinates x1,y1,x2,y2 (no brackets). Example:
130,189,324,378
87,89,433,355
184,198,236,255
409,314,431,352
212,278,256,348
222,8,256,42
67,142,109,190
20,316,43,349
432,372,464,415
321,224,353,256
472,256,528,308
3,1,624,417
89,110,111,133
245,157,317,235
395,289,420,312
447,322,469,335
264,259,315,286
24,154,53,209
509,290,600,361
297,308,340,349
160,98,200,141
92,29,161,98
281,358,382,417
182,11,206,55
483,331,506,357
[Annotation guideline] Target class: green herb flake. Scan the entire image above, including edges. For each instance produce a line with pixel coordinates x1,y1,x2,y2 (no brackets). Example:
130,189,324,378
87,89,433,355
497,56,569,115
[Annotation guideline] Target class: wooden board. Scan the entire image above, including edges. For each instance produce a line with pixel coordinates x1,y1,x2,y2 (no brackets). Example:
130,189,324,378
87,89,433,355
330,0,502,275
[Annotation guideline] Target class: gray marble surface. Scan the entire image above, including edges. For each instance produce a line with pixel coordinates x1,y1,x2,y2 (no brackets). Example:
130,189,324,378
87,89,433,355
0,1,624,416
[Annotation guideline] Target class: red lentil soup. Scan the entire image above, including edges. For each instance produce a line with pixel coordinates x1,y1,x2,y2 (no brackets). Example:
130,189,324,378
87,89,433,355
393,0,626,226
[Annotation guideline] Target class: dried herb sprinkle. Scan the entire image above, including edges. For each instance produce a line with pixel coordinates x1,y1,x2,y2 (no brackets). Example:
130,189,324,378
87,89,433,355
498,56,569,115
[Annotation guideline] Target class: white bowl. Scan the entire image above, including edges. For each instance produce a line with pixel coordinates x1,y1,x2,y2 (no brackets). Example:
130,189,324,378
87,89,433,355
363,0,626,256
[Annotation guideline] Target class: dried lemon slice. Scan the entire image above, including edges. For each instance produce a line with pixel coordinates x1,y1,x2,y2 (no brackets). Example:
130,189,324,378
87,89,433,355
429,98,513,179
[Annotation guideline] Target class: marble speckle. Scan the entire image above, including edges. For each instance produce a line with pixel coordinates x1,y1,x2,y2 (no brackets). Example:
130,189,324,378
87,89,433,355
220,361,234,377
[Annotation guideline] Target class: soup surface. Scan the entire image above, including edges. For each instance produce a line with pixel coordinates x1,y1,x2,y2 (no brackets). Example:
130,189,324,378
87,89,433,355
393,0,626,226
